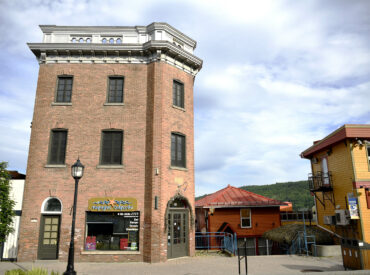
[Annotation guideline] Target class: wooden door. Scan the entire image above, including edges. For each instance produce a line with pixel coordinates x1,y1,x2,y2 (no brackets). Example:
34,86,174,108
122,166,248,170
38,215,60,260
167,210,188,259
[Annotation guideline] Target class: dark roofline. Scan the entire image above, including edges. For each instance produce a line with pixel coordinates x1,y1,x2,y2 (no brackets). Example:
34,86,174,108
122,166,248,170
8,171,26,179
301,124,370,159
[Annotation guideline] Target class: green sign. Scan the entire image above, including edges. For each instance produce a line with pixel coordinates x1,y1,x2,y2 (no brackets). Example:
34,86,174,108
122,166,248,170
88,197,137,212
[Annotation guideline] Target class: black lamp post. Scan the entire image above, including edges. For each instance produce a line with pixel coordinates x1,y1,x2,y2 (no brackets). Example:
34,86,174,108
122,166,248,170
64,158,84,275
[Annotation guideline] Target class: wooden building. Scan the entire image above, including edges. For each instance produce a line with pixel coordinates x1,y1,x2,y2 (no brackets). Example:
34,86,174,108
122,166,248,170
195,185,287,255
301,124,370,270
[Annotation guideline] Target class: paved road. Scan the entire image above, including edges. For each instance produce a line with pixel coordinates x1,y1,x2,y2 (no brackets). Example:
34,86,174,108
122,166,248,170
1,255,369,275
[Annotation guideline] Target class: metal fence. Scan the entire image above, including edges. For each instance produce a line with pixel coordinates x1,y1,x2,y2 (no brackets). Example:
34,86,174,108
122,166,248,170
195,232,236,255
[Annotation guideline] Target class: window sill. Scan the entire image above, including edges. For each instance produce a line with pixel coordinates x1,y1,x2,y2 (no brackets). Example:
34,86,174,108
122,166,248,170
51,102,72,106
104,103,124,106
172,105,185,112
96,165,124,169
170,166,188,171
81,250,140,255
45,164,66,168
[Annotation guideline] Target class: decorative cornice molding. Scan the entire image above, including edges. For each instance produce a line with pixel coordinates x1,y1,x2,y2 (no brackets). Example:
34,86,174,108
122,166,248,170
28,40,202,75
38,22,197,48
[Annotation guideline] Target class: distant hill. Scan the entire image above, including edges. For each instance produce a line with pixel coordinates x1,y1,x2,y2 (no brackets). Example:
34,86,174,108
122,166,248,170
196,181,314,211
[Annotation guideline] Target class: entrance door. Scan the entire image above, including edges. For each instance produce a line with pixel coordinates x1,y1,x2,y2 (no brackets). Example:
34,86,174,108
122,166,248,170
167,210,188,259
38,215,60,259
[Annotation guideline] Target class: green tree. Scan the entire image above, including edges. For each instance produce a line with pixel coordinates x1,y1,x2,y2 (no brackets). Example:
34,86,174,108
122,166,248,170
0,162,15,243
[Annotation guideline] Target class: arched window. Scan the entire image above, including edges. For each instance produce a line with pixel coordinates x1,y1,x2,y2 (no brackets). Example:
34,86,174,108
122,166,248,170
79,38,84,43
71,38,76,43
116,38,122,44
41,197,62,214
86,38,91,43
170,197,187,208
102,38,107,44
109,38,114,44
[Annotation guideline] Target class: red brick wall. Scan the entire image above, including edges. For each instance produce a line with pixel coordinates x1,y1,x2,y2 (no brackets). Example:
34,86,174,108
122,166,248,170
18,61,195,263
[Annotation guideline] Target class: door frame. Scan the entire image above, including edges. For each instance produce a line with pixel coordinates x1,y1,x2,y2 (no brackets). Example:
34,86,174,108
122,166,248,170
37,214,61,260
167,209,189,259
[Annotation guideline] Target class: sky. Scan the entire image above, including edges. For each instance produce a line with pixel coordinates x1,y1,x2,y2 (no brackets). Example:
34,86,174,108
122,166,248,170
0,0,369,196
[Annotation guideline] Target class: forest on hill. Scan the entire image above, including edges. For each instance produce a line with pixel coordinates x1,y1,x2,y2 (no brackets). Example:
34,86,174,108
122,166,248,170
196,181,315,211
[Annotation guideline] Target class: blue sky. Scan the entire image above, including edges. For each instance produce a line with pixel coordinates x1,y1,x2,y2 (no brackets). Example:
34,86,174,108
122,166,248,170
0,0,369,196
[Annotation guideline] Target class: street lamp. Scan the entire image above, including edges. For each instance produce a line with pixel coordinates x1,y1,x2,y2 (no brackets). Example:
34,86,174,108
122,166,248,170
64,158,84,275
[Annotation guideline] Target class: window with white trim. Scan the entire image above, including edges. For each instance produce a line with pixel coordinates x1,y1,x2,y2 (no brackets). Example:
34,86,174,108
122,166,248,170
240,208,252,228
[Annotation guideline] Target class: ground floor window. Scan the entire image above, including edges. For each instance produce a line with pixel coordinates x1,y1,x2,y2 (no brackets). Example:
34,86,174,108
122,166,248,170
85,211,139,251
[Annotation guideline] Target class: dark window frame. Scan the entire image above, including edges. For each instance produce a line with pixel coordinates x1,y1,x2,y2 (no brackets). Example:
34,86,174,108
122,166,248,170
366,145,370,171
172,80,184,108
171,132,186,168
55,76,73,103
48,129,68,164
107,76,124,103
100,130,124,165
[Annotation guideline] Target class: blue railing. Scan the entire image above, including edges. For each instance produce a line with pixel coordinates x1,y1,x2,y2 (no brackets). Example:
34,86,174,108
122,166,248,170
289,231,316,256
195,232,236,255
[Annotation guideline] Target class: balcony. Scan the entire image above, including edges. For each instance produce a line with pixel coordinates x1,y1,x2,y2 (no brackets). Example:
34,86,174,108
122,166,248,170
308,171,333,192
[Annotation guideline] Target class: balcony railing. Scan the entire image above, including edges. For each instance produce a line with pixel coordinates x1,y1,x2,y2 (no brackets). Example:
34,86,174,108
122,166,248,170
308,171,333,191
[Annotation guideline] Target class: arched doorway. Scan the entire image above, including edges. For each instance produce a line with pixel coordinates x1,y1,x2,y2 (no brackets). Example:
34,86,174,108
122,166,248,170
166,196,191,259
38,197,62,260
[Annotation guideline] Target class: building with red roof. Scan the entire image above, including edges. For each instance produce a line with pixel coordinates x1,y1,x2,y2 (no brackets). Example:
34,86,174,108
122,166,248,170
195,185,287,255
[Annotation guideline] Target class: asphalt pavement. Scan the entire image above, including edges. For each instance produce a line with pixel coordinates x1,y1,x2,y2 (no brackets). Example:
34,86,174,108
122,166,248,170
1,254,370,275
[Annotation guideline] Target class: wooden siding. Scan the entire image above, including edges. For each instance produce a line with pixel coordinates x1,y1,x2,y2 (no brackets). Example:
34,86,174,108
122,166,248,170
311,141,362,239
357,187,370,242
208,207,281,237
352,145,370,180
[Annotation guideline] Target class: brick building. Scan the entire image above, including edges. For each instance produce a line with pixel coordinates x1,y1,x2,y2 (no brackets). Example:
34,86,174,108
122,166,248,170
18,23,202,263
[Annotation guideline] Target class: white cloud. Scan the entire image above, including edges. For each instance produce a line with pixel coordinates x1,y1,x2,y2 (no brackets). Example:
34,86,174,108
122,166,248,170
0,0,369,195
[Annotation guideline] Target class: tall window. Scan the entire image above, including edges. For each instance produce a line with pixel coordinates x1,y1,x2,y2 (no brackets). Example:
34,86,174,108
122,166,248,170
100,131,123,165
56,76,73,103
108,77,124,103
48,130,67,164
171,133,186,167
173,80,184,108
240,209,252,228
367,146,370,167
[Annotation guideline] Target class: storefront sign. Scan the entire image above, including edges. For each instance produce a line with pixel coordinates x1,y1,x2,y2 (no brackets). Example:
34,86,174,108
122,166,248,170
348,197,359,219
88,197,137,212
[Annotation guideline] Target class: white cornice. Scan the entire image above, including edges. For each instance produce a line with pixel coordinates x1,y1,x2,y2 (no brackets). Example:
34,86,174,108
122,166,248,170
28,40,202,72
38,22,197,49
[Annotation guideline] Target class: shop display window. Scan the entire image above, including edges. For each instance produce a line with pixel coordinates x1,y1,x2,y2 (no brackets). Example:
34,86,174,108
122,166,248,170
85,211,139,251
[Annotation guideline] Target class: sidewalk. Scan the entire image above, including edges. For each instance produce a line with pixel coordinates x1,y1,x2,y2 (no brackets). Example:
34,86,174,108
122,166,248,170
1,255,369,275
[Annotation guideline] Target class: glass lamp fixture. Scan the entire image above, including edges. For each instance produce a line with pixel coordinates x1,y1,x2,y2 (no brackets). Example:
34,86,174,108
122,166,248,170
71,159,84,179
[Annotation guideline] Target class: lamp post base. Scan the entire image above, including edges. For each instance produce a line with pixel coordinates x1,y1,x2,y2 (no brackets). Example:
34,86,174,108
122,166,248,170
63,271,76,275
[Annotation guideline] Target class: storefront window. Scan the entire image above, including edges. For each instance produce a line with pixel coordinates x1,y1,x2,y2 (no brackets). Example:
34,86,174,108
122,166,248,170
85,211,139,251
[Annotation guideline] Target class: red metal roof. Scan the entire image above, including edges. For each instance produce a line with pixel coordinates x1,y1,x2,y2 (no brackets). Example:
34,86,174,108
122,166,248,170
301,124,370,158
195,185,287,208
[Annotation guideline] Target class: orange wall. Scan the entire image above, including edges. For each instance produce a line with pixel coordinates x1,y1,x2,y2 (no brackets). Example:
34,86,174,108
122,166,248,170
208,207,281,237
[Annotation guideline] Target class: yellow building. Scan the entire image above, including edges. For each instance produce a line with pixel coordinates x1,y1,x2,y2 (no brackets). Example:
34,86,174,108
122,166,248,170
301,124,370,269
